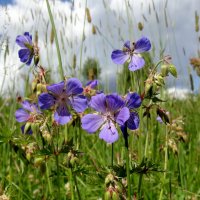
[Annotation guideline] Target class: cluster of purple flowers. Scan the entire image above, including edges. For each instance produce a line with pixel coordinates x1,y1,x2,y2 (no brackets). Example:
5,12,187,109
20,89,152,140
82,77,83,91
16,32,151,144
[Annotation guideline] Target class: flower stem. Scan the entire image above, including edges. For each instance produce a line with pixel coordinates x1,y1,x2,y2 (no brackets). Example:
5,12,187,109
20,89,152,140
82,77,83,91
144,118,149,158
79,0,87,78
123,125,131,199
46,0,64,79
111,143,114,168
56,154,61,199
55,127,61,199
126,147,131,199
70,168,75,200
138,118,149,198
159,126,168,200
137,173,143,197
73,171,82,200
45,162,53,196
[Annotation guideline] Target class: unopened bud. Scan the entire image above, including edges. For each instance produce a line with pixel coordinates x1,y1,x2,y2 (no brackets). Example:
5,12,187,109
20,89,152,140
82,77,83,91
32,79,38,92
34,55,40,66
26,152,31,161
112,191,120,200
105,174,115,185
161,64,169,77
144,79,153,94
24,122,31,134
34,157,44,167
31,123,39,134
168,64,177,78
104,190,112,200
70,157,79,167
42,131,52,143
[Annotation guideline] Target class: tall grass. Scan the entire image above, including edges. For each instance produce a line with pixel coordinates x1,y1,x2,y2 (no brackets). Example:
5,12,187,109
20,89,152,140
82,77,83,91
0,0,200,199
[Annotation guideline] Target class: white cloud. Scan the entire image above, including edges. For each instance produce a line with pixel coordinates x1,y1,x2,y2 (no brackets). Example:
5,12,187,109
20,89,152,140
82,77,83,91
166,87,192,100
0,0,199,95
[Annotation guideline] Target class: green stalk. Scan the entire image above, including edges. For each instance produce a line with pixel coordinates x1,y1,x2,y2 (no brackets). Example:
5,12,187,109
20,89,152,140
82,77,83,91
46,0,64,79
70,168,75,200
55,127,61,199
111,143,114,168
159,126,168,200
144,118,150,158
137,173,143,197
73,172,82,200
45,162,52,196
126,147,131,199
138,118,150,197
56,154,61,199
79,0,87,78
123,125,131,199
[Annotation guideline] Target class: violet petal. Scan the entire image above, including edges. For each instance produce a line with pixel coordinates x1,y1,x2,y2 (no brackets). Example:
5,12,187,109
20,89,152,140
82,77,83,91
128,55,145,71
99,122,119,143
134,37,151,53
81,114,105,133
111,50,129,65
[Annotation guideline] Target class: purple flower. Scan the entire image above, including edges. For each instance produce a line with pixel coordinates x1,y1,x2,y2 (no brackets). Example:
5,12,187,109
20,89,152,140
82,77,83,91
81,93,130,143
111,37,151,71
120,93,141,147
156,111,169,124
84,79,100,96
38,78,87,125
15,101,41,134
125,92,141,130
86,80,98,89
16,32,34,65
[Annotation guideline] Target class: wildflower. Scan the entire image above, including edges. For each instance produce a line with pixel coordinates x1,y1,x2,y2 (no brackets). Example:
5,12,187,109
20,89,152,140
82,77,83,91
84,79,99,96
111,37,151,71
86,79,98,89
16,32,34,65
120,93,141,147
38,78,87,125
15,100,41,134
156,109,170,124
124,92,141,130
81,93,130,143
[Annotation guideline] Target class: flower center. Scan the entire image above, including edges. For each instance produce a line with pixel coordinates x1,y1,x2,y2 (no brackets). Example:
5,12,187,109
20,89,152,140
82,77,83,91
104,112,114,123
57,92,68,105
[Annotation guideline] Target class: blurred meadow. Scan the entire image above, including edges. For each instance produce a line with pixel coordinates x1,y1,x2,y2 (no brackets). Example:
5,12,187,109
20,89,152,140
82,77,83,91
0,0,200,199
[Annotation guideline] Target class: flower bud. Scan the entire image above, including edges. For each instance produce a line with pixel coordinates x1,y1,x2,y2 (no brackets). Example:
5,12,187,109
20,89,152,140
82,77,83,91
105,174,115,185
42,131,52,143
34,55,40,66
168,64,177,77
161,64,169,77
69,156,79,167
144,78,153,94
154,74,164,86
32,79,38,92
31,123,39,134
26,152,31,161
112,191,120,200
34,157,44,167
104,190,112,200
24,122,31,134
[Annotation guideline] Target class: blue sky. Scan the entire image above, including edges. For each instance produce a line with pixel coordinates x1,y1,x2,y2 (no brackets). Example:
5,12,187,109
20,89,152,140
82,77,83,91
0,0,71,5
0,0,13,5
0,0,199,95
